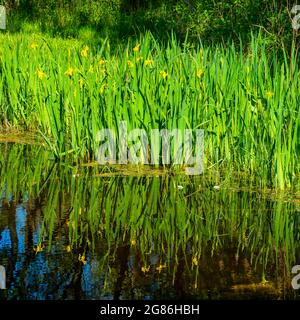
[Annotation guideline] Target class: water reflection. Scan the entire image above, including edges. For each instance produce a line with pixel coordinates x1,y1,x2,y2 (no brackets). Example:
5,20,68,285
0,143,300,300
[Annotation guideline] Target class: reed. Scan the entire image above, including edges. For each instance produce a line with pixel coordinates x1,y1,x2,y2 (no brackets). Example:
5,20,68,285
0,32,299,188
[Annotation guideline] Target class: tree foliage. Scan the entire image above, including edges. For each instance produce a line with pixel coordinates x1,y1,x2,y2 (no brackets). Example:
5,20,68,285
1,0,297,46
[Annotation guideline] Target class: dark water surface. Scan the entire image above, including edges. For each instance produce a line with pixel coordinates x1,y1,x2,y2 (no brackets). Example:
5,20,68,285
0,143,300,300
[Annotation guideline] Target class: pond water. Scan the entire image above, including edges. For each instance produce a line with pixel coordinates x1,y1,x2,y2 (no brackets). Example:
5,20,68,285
0,143,300,300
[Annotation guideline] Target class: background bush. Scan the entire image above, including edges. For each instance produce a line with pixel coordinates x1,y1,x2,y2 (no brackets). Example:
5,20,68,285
1,0,298,48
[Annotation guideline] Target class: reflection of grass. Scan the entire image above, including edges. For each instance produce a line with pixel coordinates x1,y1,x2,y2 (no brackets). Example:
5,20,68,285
39,170,300,296
1,144,298,294
0,146,299,298
0,33,299,188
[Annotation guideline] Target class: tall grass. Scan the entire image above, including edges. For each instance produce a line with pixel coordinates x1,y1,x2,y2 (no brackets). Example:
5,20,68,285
0,32,299,188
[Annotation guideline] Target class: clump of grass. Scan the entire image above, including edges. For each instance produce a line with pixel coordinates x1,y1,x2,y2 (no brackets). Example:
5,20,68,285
0,32,299,189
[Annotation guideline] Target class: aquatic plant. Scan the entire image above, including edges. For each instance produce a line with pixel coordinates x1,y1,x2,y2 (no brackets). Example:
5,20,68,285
0,33,299,188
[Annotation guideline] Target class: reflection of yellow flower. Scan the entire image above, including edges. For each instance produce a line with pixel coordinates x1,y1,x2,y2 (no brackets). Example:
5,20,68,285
37,68,47,80
192,256,198,266
78,254,87,265
131,239,136,246
133,44,140,52
160,70,169,79
196,68,204,78
30,42,38,49
65,67,75,77
145,59,153,66
156,263,167,273
34,243,44,254
81,45,89,57
141,265,150,273
66,245,71,252
127,60,134,68
265,91,273,99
